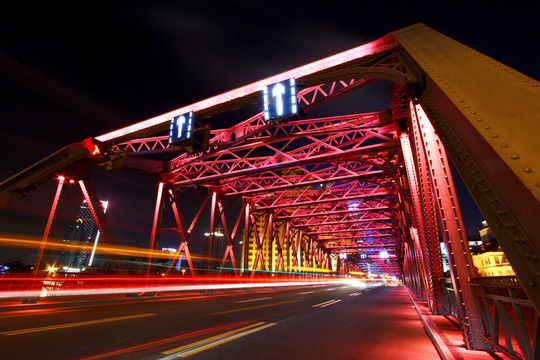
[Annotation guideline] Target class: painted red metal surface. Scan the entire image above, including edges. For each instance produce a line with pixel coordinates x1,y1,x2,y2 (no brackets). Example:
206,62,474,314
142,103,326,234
33,177,66,275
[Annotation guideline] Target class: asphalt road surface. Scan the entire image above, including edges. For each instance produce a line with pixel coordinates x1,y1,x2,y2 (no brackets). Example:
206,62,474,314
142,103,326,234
0,285,440,359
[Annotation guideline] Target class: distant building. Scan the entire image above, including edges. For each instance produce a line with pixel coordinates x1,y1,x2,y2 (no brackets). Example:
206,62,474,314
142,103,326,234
471,220,515,277
479,220,495,243
51,200,108,272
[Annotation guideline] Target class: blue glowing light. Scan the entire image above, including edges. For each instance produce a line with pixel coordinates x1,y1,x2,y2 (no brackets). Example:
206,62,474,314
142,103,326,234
169,112,194,144
263,78,298,121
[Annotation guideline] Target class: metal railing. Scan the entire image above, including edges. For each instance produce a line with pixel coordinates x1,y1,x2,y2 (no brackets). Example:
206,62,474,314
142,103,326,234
470,276,538,360
440,277,461,321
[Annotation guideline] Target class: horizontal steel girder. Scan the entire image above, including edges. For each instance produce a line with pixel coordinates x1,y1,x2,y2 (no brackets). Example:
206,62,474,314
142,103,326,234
276,207,392,220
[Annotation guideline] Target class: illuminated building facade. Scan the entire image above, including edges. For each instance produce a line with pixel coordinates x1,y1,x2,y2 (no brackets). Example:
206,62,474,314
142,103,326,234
245,214,291,273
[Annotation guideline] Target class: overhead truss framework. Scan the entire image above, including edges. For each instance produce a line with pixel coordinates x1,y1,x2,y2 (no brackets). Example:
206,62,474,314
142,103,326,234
1,23,539,351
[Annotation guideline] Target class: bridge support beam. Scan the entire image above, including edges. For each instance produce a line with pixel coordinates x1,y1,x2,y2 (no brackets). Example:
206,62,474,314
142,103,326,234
33,176,67,275
395,22,540,317
411,103,487,350
401,133,444,314
217,198,242,275
167,189,195,276
146,181,164,276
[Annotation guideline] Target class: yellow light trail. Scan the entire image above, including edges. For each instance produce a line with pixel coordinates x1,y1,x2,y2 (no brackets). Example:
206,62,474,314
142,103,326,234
1,312,156,336
0,233,211,261
162,322,276,357
290,266,333,273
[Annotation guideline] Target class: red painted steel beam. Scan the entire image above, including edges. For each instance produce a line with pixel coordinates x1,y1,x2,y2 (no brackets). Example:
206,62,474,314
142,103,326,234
33,177,66,275
251,193,391,212
95,34,398,144
276,207,392,220
146,182,164,276
294,218,393,227
221,170,389,197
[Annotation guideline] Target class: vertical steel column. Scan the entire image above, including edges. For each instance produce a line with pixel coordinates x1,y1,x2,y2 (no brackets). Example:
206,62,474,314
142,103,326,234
33,176,66,275
297,229,303,272
207,190,218,272
146,182,164,276
273,222,285,272
290,228,299,270
410,100,446,315
412,103,486,349
268,212,274,273
307,238,313,269
403,241,421,294
285,222,291,272
401,134,436,309
242,201,250,273
397,187,429,300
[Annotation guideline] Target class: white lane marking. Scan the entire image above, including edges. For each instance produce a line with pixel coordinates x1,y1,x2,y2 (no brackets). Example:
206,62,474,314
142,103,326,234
234,297,272,303
349,292,361,296
313,299,337,308
319,300,341,308
298,291,315,295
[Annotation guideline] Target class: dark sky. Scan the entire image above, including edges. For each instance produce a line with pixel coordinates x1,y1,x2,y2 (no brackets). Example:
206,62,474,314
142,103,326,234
0,1,537,263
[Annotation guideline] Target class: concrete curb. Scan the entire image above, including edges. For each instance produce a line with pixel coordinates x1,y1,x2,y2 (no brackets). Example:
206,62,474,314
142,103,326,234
405,286,462,360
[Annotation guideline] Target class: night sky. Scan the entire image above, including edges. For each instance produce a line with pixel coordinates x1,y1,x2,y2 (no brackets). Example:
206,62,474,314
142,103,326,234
0,1,537,264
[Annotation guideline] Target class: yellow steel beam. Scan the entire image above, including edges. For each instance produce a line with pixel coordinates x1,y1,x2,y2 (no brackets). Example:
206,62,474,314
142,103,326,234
393,23,540,314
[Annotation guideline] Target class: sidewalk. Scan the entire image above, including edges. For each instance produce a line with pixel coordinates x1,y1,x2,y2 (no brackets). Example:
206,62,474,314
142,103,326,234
406,288,510,360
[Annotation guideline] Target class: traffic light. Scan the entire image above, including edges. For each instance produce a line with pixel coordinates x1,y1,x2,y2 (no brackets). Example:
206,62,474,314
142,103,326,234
82,137,103,156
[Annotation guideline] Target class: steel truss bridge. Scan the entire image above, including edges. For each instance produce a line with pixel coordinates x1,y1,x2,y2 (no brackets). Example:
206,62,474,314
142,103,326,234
1,23,539,358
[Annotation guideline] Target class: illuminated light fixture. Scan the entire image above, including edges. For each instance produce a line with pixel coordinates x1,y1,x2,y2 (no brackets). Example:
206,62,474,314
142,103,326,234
62,266,81,273
58,176,65,181
347,200,359,211
380,251,389,259
263,78,298,121
204,232,224,237
169,111,193,144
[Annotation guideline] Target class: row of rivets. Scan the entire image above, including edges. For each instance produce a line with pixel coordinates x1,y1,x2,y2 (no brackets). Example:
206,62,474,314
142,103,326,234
420,94,540,285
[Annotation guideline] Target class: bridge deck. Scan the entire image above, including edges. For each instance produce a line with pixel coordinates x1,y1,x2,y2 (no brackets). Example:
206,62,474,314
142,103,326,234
0,285,510,359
